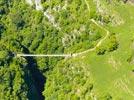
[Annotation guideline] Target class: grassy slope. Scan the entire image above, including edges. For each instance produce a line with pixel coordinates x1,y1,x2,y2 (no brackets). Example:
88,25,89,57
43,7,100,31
73,2,134,99
44,1,134,99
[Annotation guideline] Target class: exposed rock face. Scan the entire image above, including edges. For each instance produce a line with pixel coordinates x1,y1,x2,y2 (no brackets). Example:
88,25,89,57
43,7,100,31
26,0,43,10
35,0,43,10
128,0,134,3
123,0,134,3
26,0,33,5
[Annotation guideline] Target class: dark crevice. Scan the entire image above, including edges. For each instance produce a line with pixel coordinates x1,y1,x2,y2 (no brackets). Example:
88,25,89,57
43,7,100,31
25,56,46,100
20,43,46,100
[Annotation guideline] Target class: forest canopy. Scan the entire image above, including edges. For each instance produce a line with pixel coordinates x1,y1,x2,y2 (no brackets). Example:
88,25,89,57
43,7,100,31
1,0,134,100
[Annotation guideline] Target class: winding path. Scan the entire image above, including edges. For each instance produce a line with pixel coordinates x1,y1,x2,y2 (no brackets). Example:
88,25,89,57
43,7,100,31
72,0,110,57
18,0,110,58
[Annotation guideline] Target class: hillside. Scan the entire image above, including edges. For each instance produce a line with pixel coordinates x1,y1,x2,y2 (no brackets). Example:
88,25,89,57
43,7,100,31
1,0,134,100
